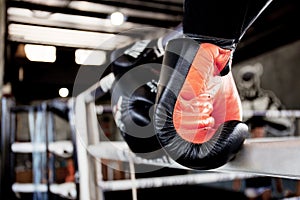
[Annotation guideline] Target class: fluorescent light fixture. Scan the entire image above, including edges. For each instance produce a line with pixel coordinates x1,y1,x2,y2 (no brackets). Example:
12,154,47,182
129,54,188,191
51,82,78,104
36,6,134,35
16,0,70,7
8,24,130,50
7,7,32,17
24,44,56,62
50,13,107,26
69,1,115,14
59,87,69,98
110,11,126,26
75,49,106,65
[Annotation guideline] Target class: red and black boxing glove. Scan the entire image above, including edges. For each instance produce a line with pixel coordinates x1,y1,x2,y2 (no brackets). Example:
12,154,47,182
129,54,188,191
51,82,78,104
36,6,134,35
154,37,249,170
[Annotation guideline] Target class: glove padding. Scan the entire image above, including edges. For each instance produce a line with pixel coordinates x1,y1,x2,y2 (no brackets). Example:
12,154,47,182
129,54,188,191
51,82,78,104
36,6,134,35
154,38,249,170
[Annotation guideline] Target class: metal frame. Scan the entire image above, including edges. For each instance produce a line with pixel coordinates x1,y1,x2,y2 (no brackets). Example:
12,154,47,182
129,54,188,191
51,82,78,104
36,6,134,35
1,97,79,199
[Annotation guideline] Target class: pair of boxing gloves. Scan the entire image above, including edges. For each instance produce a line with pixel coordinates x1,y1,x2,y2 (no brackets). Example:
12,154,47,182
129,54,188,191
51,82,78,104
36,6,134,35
108,35,249,170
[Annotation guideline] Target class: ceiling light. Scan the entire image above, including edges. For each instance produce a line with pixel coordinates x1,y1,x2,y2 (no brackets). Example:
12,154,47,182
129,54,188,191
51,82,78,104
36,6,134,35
58,88,69,98
24,44,56,62
75,49,106,65
110,11,125,26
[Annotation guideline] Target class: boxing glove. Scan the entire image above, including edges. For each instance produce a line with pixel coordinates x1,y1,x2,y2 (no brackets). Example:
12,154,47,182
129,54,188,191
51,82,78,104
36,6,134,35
154,38,249,170
111,63,163,157
110,37,166,158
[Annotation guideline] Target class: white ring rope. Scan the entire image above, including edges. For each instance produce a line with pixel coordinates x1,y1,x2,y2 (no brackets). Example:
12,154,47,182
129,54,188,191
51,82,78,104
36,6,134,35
98,172,256,191
11,140,73,157
243,110,300,118
93,107,300,118
12,183,77,199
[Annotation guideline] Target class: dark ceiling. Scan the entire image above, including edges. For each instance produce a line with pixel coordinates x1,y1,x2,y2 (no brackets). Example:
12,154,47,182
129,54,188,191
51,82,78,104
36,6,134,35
3,0,300,104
